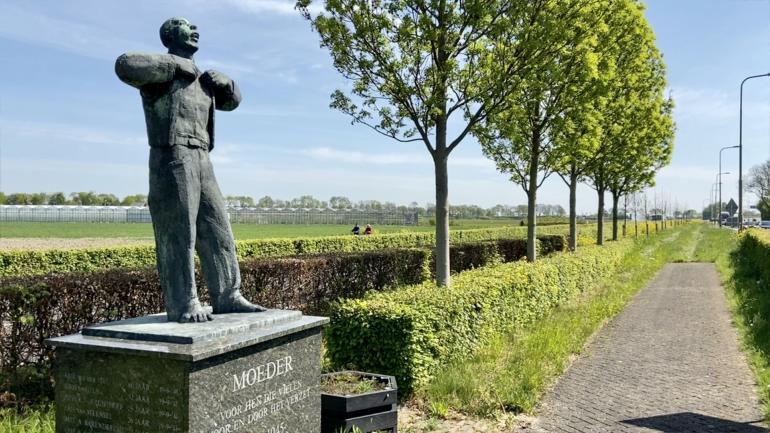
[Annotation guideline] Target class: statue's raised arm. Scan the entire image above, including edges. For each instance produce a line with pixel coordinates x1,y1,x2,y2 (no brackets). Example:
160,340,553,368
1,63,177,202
115,53,180,88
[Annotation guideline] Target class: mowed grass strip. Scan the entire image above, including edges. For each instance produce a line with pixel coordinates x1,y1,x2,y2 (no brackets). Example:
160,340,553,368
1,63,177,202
420,223,702,417
0,218,575,239
0,222,431,239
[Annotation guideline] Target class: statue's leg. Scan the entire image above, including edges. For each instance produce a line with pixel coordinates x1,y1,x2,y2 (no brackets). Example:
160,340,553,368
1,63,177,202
196,149,266,314
148,146,212,322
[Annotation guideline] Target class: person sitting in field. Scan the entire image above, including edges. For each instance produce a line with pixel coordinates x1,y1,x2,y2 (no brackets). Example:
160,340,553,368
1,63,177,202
364,224,373,235
351,223,360,235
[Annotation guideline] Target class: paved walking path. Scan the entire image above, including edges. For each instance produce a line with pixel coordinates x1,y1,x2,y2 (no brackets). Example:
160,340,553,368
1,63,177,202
526,263,767,433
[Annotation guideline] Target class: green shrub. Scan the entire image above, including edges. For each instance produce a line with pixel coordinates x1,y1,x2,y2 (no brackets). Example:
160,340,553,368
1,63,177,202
325,241,629,394
535,234,566,255
0,225,576,277
0,249,429,376
736,229,770,283
0,247,157,278
0,235,562,404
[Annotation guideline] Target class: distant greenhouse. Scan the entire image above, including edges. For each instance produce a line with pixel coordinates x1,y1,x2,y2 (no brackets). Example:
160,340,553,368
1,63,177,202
0,205,419,225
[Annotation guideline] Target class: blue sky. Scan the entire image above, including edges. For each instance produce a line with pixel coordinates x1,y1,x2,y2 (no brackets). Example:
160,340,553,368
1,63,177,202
1,0,768,213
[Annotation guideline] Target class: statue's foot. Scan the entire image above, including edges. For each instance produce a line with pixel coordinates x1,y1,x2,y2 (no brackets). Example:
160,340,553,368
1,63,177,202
177,301,213,323
213,292,267,314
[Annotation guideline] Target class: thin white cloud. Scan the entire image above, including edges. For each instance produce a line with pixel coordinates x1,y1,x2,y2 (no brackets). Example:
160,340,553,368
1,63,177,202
671,87,736,120
671,85,769,122
302,147,418,165
656,165,719,183
297,146,494,168
198,59,257,75
2,120,145,147
452,157,495,169
0,5,152,60
223,0,297,15
0,158,148,196
223,0,324,15
230,106,313,117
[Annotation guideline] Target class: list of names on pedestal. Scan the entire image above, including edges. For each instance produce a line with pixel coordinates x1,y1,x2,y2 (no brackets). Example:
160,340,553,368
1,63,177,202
55,349,187,433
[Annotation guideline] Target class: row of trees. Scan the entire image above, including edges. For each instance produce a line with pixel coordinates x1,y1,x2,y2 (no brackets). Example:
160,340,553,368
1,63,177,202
0,191,569,218
698,160,770,221
299,0,674,285
0,192,147,206
748,160,770,220
227,195,567,217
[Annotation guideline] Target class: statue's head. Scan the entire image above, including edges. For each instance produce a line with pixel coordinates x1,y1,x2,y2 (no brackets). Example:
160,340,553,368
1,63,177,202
160,17,199,55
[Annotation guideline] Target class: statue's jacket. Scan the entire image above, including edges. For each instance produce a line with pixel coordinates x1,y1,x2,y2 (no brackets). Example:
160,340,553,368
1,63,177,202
115,53,241,152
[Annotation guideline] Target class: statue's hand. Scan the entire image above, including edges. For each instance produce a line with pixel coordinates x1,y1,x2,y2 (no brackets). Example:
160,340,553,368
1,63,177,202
201,70,231,89
175,60,198,80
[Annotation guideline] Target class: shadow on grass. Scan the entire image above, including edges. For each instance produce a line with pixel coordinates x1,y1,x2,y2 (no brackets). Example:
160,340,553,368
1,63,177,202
622,412,767,432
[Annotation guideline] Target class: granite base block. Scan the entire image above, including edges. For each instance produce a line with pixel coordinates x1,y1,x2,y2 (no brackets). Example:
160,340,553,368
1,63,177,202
47,310,328,433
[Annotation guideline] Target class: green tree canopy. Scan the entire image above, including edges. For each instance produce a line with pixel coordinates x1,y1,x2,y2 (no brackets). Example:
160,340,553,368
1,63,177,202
473,0,604,261
748,160,770,220
299,0,598,281
585,0,673,244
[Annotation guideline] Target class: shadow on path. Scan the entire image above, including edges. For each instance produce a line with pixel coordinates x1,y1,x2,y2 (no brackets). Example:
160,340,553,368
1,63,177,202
622,412,767,433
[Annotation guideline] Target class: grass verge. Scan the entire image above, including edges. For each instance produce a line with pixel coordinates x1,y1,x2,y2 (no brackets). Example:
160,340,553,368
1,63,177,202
0,405,54,433
705,227,770,419
419,223,701,417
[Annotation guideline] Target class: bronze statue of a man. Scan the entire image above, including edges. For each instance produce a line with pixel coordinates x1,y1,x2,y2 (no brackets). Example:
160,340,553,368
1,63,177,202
115,17,264,322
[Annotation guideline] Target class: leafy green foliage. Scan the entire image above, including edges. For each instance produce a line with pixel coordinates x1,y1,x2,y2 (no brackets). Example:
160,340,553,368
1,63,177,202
325,240,628,394
585,1,674,241
734,229,770,290
0,236,564,405
724,228,770,416
747,160,770,220
0,405,54,433
297,0,582,284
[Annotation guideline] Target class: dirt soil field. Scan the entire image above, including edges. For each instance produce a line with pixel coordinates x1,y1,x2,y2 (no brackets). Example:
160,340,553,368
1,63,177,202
0,238,154,251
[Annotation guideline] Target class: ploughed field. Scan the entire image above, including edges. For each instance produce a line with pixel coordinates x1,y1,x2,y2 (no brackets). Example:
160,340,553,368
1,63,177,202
0,219,570,250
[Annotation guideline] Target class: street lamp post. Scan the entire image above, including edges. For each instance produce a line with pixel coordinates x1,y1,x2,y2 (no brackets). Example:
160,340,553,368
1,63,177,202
739,73,770,230
712,179,719,223
719,146,739,227
717,171,730,226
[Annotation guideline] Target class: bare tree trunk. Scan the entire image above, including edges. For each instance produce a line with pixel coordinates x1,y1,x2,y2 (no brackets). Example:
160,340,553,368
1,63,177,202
611,190,620,241
526,168,539,262
623,196,628,238
634,199,638,239
433,150,450,287
526,127,541,262
432,93,451,287
596,188,605,245
568,170,578,252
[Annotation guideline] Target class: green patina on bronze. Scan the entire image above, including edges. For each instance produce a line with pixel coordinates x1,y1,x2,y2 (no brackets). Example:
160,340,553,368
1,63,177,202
115,17,264,322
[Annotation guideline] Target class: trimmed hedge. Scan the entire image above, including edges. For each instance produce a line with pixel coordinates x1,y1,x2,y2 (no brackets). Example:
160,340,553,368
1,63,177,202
0,236,563,378
0,225,573,277
325,240,631,394
736,228,770,283
0,249,425,374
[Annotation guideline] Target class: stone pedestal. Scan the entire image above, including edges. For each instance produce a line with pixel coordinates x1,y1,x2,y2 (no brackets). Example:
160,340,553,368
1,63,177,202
47,309,328,433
